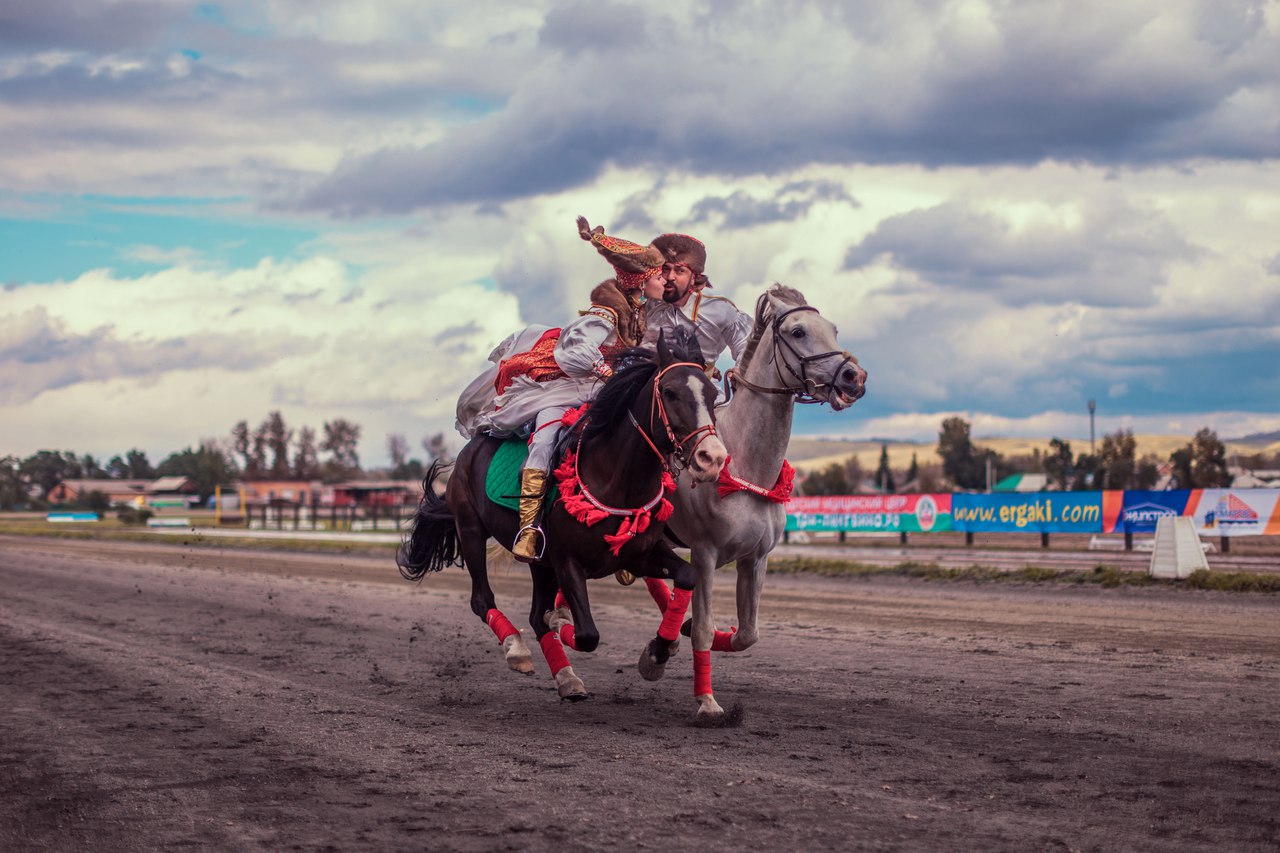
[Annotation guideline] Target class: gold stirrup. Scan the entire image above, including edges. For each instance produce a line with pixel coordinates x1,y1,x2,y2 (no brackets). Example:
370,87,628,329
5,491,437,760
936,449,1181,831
512,467,547,563
615,569,636,586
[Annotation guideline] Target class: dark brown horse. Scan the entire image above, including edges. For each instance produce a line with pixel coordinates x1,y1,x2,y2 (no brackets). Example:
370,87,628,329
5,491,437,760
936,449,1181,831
397,332,727,700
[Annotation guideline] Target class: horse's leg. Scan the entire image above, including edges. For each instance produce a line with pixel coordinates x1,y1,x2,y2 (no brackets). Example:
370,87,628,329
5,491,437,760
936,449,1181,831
686,548,727,718
554,557,600,653
529,563,586,701
731,551,767,651
637,543,695,682
453,490,533,674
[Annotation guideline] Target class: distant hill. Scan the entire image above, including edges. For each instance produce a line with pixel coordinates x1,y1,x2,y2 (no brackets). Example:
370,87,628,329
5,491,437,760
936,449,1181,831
1230,430,1280,445
786,433,1279,473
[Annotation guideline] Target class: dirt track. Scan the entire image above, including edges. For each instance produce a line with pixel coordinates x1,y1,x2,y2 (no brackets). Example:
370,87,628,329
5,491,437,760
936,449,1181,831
2,535,1278,851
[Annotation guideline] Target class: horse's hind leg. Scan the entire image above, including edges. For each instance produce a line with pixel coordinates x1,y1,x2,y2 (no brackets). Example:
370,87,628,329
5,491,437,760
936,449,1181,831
454,496,533,675
531,563,586,701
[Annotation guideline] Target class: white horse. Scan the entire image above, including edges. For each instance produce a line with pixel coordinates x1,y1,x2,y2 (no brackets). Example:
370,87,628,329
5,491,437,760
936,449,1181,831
650,284,867,718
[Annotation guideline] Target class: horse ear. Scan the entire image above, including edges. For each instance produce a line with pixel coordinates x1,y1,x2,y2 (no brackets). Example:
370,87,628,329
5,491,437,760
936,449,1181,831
656,329,674,366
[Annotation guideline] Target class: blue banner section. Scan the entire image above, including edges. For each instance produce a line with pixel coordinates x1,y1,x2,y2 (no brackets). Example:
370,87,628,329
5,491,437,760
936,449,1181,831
951,493,1104,533
1116,491,1192,533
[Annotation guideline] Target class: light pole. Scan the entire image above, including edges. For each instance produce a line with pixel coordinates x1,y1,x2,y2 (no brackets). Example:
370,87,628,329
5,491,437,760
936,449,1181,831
1088,399,1096,456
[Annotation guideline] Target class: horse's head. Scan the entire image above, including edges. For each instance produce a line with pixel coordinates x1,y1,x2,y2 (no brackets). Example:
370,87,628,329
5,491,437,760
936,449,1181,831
745,284,867,410
653,329,727,481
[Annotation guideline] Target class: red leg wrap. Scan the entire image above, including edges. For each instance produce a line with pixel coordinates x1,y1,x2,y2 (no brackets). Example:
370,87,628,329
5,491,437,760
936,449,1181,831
645,577,671,612
693,650,712,697
658,587,693,642
711,627,737,652
538,632,571,676
554,590,567,611
485,608,520,644
559,623,577,650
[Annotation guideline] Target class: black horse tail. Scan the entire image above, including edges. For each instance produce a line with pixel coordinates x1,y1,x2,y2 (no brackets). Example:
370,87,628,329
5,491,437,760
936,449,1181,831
397,461,463,581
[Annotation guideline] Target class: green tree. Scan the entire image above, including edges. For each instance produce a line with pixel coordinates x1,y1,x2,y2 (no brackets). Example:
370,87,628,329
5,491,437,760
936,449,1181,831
157,442,237,503
0,455,26,510
293,426,321,480
801,456,864,496
1170,445,1194,489
875,444,896,494
1133,454,1161,490
19,450,83,499
1098,429,1137,489
937,417,996,490
1189,427,1230,487
231,420,262,479
107,449,154,479
1071,453,1099,490
906,452,919,485
422,432,453,465
1043,438,1074,490
321,418,362,480
262,411,293,479
80,454,107,479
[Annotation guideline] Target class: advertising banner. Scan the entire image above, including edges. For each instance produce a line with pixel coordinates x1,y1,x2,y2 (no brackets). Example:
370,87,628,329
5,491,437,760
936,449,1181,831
951,492,1105,533
785,493,952,533
1112,491,1193,534
1186,489,1280,536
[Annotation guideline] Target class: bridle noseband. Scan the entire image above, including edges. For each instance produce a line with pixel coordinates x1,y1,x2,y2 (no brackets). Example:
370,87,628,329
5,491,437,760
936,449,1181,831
732,305,856,405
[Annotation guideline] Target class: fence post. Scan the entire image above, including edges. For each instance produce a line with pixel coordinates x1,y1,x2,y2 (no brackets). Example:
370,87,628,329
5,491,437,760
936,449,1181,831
1124,530,1133,551
1220,535,1230,554
1041,532,1050,549
900,531,908,545
965,531,974,547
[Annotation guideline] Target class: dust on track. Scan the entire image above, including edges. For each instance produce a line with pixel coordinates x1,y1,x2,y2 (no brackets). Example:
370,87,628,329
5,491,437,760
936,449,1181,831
2,535,1277,851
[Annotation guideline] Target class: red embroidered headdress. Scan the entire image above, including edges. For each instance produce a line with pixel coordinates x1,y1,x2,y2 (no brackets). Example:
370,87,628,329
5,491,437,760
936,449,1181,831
576,216,664,291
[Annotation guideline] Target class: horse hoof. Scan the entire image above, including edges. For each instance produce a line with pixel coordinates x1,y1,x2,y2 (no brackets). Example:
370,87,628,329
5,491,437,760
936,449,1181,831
637,640,667,682
502,635,534,675
555,667,588,701
543,606,572,633
696,693,725,718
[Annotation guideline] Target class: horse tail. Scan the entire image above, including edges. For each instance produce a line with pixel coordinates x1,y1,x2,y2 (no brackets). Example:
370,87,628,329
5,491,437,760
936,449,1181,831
396,461,462,581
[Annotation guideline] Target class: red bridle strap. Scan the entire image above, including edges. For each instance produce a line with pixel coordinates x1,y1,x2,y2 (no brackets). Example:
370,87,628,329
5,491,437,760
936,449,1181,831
649,361,718,463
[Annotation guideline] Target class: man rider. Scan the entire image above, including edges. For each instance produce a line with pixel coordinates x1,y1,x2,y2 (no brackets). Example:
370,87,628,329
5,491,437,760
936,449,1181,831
641,232,752,375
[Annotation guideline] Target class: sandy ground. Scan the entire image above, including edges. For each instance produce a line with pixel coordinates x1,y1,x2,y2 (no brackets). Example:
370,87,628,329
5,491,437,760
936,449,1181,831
2,534,1278,852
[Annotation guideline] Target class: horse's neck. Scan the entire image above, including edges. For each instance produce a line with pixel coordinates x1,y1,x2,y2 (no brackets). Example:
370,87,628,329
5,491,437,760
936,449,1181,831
721,348,794,484
579,406,664,502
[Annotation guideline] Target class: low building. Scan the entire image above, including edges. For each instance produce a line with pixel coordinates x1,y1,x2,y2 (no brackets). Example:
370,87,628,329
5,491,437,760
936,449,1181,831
48,477,198,508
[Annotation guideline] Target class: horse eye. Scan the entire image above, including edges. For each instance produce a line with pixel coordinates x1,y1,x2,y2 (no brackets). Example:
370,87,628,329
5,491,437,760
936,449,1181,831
791,327,806,339
663,388,678,400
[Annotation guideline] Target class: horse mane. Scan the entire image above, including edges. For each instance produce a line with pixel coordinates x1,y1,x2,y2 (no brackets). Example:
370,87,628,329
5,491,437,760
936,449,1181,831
738,283,808,372
579,327,703,445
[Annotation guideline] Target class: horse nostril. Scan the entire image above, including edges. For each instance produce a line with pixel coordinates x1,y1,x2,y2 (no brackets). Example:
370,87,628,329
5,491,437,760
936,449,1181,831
842,368,857,383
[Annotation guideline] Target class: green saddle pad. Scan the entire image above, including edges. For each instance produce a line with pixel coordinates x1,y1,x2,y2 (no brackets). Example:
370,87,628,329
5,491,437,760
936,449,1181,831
485,438,559,511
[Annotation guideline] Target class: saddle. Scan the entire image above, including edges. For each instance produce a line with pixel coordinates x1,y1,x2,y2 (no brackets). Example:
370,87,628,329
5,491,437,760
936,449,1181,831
484,438,561,511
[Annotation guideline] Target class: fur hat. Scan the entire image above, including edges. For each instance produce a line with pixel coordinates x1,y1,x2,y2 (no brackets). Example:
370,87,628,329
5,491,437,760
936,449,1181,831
652,232,710,287
651,233,706,273
577,216,664,291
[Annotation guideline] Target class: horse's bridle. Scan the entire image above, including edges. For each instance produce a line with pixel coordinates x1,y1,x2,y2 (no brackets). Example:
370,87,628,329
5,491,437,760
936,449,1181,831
626,361,718,470
731,305,857,405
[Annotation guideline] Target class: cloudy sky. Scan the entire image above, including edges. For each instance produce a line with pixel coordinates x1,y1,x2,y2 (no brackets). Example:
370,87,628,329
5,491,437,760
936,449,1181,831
3,0,1279,468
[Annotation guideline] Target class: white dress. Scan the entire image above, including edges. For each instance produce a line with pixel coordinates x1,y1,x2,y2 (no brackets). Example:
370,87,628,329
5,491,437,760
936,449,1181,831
455,312,618,442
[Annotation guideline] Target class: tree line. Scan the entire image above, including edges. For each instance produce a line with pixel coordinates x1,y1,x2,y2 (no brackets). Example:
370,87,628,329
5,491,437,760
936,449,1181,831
802,417,1266,496
1,411,452,509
